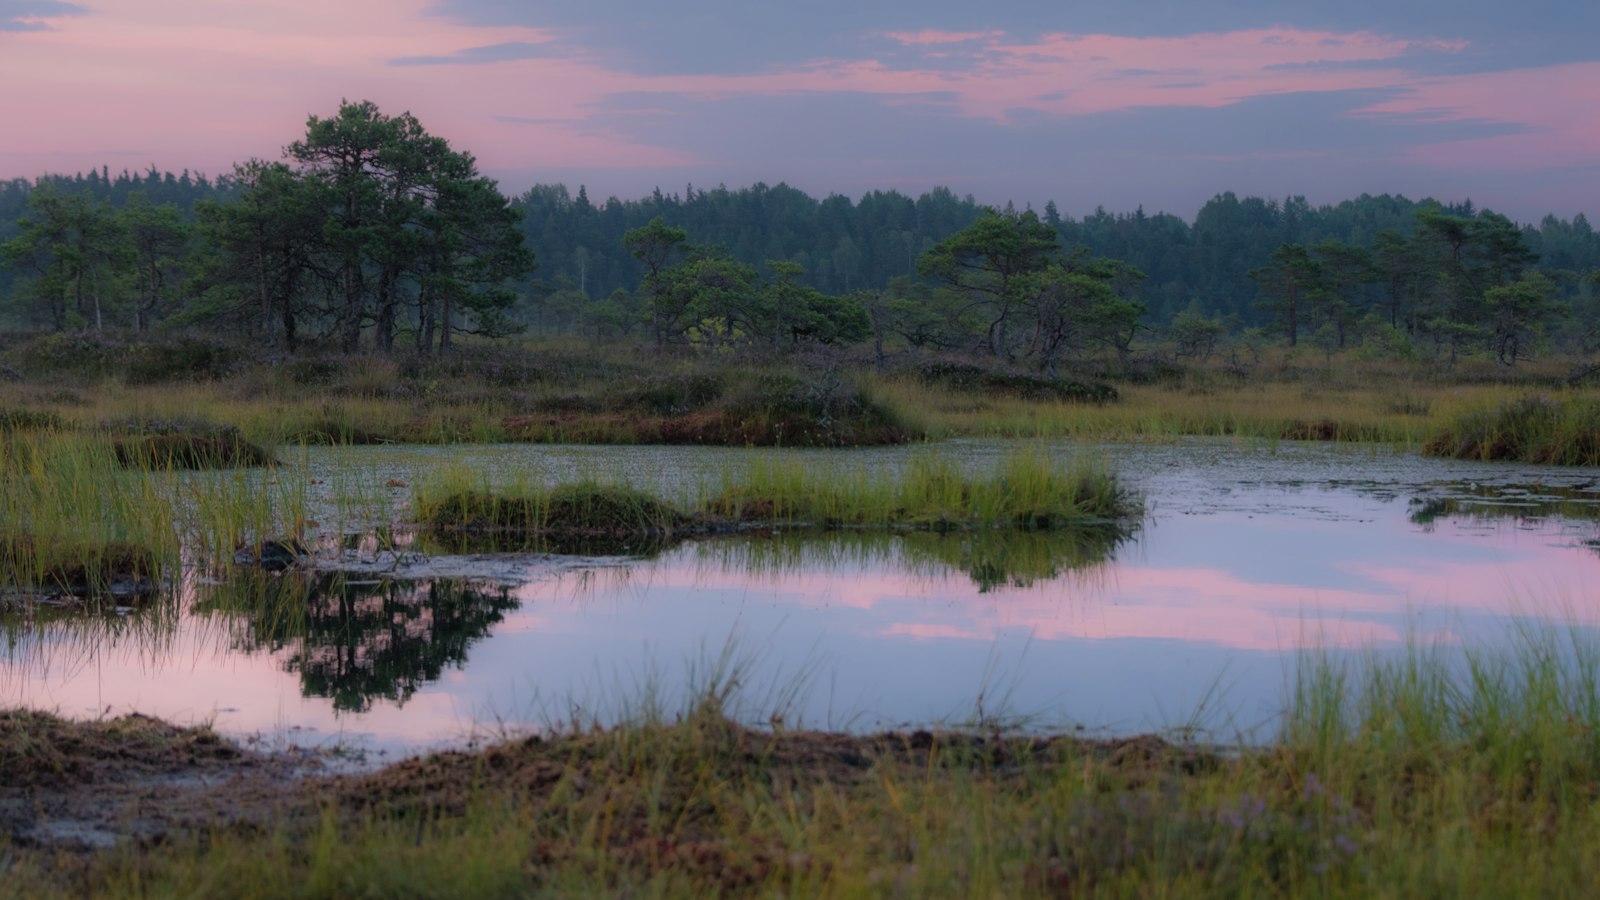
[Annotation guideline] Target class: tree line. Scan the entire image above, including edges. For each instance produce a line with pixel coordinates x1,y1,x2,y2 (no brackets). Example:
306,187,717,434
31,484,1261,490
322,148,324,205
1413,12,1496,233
1245,210,1574,365
1,102,530,352
1,100,1597,363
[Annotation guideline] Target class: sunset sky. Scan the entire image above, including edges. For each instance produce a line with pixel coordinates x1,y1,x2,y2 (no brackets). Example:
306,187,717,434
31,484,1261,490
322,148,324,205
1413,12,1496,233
3,0,1597,218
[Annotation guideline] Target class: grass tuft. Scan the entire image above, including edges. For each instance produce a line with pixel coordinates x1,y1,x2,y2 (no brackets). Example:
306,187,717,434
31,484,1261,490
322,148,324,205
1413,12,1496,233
10,631,1600,895
416,450,1138,552
417,480,686,540
1423,395,1600,465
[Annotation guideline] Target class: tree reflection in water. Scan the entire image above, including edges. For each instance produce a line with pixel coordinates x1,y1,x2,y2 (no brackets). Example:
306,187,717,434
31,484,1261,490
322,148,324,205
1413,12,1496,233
200,575,518,712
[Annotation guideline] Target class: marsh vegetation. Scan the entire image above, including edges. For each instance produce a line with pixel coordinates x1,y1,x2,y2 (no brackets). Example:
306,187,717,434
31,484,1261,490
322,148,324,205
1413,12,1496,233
8,631,1600,897
2,100,1599,896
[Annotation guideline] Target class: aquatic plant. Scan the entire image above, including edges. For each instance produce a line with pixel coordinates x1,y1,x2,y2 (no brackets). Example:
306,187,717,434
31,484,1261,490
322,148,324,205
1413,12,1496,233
0,431,327,602
1424,395,1600,466
415,449,1137,547
417,478,686,539
706,448,1131,528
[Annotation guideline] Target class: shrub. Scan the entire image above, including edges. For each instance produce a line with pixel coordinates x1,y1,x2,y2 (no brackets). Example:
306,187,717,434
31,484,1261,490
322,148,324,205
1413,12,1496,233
123,337,239,384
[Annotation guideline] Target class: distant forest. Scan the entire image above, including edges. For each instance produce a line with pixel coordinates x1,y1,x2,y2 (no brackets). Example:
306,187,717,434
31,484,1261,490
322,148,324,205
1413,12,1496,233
2,163,1597,335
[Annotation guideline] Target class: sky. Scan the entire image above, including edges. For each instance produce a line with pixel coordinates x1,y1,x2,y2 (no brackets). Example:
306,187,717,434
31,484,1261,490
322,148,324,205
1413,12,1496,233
2,0,1597,219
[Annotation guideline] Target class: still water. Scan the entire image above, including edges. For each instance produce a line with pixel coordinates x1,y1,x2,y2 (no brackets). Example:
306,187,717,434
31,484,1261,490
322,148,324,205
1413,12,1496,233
4,439,1599,754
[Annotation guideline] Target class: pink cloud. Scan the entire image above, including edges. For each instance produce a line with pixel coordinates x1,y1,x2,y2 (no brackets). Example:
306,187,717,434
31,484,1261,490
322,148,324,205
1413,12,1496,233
0,0,698,177
694,28,1458,121
1356,61,1600,169
883,30,1000,46
0,4,1592,187
512,531,1600,653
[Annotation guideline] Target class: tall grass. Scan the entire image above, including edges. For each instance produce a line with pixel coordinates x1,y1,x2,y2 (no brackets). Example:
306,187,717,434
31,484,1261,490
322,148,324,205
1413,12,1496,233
1424,395,1600,465
414,449,1138,543
0,432,323,599
873,373,1557,445
706,448,1130,527
0,434,177,597
14,347,1596,449
11,629,1600,896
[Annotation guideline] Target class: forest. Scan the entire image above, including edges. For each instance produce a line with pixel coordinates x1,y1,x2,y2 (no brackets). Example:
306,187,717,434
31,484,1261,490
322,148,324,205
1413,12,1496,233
1,100,1598,368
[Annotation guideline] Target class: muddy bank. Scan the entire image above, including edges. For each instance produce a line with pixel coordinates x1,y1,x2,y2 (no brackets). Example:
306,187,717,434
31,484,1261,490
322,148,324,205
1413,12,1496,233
0,711,330,852
0,707,1203,856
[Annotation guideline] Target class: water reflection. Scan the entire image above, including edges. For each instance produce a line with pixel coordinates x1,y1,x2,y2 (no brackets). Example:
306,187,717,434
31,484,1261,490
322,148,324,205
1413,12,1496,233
683,529,1124,593
1407,482,1600,529
3,441,1600,751
197,575,518,713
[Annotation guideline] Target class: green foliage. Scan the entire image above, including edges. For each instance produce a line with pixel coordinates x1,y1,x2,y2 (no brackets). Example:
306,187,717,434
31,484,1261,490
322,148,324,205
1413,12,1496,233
1168,310,1226,359
1485,273,1562,365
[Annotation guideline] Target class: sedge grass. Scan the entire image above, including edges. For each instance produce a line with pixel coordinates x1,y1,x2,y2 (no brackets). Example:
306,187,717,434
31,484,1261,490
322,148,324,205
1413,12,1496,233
1423,395,1600,466
872,374,1536,445
414,449,1137,544
0,432,383,599
9,627,1600,896
705,448,1130,528
12,348,1599,451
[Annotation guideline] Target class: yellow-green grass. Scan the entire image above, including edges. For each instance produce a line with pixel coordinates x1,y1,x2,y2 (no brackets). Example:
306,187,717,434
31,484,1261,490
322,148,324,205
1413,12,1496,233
705,449,1130,527
8,629,1600,897
0,432,362,600
873,373,1592,446
5,345,1599,452
414,449,1136,544
1424,395,1600,465
11,371,1590,453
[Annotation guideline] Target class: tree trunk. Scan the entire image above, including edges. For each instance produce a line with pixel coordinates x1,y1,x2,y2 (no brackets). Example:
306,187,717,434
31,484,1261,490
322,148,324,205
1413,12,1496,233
375,268,397,353
417,287,434,355
341,263,364,353
439,290,452,353
282,270,300,353
1286,286,1298,347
